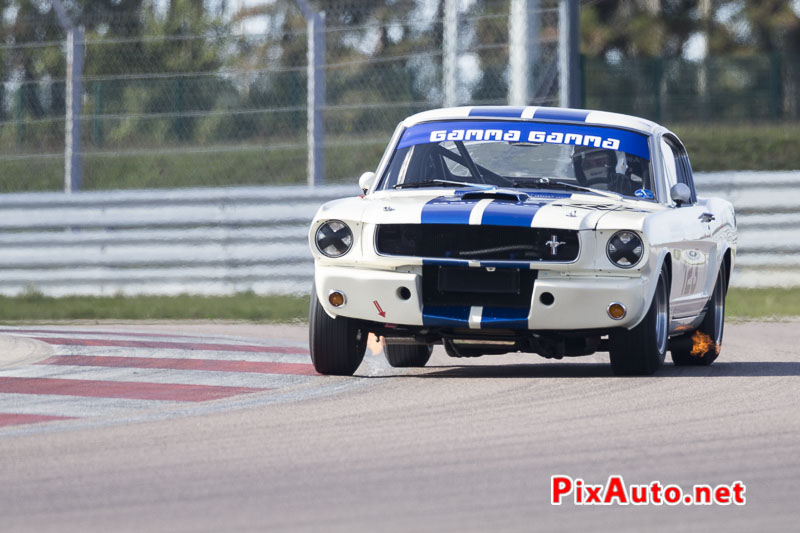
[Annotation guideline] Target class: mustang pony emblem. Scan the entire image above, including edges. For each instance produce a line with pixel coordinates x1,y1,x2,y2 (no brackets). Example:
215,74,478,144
545,234,566,255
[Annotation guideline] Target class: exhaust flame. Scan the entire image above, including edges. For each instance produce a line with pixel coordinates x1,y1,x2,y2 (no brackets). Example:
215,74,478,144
690,330,715,357
367,333,385,355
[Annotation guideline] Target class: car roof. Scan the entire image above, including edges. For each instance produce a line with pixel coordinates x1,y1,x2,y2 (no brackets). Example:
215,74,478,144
401,106,664,136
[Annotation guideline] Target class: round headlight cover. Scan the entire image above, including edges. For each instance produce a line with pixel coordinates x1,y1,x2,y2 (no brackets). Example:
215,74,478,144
315,220,353,257
606,230,644,268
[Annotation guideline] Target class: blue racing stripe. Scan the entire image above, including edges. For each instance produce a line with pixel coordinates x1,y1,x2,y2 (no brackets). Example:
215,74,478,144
469,107,525,118
480,200,545,227
422,306,471,327
421,196,478,225
480,307,530,329
532,108,590,122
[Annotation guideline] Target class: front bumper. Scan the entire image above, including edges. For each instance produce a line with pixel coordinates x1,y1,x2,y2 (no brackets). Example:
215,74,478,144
315,264,651,331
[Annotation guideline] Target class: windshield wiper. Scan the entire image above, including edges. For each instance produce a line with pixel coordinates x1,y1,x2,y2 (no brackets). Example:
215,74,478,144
394,179,494,190
510,178,622,200
554,181,623,200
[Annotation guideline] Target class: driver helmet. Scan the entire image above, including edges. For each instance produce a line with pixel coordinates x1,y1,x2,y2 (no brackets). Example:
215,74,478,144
573,146,615,182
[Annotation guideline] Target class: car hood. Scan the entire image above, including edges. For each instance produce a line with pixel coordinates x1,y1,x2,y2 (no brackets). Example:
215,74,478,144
317,189,658,232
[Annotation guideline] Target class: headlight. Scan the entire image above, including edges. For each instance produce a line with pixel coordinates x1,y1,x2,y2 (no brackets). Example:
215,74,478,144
315,220,353,257
606,230,643,268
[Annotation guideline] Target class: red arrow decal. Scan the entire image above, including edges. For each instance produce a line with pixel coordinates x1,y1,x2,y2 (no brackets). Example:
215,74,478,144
373,300,386,318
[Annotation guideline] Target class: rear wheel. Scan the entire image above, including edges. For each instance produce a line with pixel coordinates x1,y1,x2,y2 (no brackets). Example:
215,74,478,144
309,285,367,375
671,267,726,366
385,344,433,367
609,266,669,376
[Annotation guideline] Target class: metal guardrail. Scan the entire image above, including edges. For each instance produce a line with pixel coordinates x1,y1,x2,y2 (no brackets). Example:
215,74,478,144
695,171,800,288
0,172,796,296
0,185,357,296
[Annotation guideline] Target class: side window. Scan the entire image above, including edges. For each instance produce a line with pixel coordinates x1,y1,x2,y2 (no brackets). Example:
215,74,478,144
659,138,678,189
664,136,698,204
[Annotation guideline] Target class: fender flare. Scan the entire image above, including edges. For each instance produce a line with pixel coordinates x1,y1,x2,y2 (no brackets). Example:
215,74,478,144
628,248,671,329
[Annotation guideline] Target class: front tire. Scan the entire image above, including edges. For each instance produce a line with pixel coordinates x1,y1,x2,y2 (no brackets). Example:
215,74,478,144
671,266,726,366
609,266,669,376
385,344,433,367
309,285,367,375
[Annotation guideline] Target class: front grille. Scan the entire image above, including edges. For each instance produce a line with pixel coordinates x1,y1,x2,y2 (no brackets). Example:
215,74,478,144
422,265,536,307
375,224,579,262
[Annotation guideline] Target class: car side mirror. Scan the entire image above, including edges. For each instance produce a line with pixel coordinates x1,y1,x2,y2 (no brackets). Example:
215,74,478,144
670,183,691,206
358,171,376,194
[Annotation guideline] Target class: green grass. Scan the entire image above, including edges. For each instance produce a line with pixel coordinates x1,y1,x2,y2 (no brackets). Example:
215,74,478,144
670,123,800,171
725,287,800,319
0,288,796,323
0,141,386,193
0,292,310,322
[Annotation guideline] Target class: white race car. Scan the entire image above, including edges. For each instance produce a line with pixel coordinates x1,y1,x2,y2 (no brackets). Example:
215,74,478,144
308,106,737,376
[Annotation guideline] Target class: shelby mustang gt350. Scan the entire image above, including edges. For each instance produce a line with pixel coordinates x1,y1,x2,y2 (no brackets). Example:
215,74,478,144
308,106,737,376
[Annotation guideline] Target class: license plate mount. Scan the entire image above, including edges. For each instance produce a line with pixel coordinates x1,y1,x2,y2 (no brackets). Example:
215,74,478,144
437,267,521,295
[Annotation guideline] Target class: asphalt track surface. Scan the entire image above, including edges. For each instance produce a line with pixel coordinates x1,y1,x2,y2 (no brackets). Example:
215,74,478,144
0,321,797,532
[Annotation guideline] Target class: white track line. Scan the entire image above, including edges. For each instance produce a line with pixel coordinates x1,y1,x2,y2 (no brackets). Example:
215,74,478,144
0,393,183,418
0,330,307,349
0,365,313,389
45,345,313,364
0,327,307,347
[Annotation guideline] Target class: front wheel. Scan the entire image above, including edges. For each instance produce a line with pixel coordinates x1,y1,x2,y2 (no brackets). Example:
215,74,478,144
385,344,433,367
671,266,726,366
609,266,669,376
309,285,367,375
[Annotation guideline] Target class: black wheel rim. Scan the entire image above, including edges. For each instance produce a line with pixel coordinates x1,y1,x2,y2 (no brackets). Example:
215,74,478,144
713,275,724,344
655,276,668,354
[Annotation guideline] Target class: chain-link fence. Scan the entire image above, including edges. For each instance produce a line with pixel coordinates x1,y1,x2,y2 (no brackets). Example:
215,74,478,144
1,1,797,194
583,54,786,124
0,0,565,192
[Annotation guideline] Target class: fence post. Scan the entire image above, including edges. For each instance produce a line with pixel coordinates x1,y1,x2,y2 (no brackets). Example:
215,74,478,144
443,0,458,107
508,0,540,106
64,25,84,193
296,0,325,186
53,0,84,193
558,0,580,108
308,11,325,186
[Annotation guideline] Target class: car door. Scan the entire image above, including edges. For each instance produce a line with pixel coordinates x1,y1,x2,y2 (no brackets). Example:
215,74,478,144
658,134,716,319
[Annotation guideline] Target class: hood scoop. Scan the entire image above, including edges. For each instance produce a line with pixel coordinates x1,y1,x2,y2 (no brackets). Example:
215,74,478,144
459,189,529,203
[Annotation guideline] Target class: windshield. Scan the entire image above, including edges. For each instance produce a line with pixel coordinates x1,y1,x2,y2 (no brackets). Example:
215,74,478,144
379,120,655,199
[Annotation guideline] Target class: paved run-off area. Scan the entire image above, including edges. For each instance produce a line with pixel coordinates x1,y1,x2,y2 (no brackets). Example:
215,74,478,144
0,321,797,532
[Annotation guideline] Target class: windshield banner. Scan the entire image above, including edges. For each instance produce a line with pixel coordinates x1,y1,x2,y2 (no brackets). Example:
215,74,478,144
398,120,651,160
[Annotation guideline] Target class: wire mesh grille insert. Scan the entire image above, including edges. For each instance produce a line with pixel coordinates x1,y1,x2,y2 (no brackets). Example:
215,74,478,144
376,224,579,262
